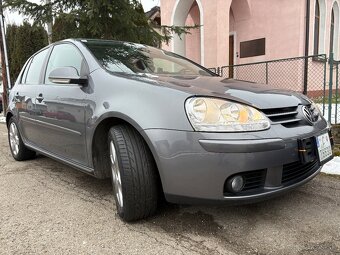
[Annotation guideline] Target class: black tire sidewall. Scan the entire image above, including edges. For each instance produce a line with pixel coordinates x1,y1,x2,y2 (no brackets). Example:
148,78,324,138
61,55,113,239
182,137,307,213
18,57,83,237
107,125,159,221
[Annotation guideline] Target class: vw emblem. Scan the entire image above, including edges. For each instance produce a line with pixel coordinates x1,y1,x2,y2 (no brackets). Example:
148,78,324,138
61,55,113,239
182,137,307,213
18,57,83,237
302,106,314,125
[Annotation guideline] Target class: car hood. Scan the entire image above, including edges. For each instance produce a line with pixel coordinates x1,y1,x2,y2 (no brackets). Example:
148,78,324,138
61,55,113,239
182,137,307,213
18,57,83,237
136,75,310,109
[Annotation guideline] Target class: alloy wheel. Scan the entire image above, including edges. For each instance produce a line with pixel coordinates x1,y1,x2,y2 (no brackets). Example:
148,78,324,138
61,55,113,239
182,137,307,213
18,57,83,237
110,141,123,208
9,122,20,156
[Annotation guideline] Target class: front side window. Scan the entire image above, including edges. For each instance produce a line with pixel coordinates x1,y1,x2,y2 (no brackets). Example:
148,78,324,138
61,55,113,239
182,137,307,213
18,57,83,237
82,40,211,76
25,48,49,85
45,44,84,84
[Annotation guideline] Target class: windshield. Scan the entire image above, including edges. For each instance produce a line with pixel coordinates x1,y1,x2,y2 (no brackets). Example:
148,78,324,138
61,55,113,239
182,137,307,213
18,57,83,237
82,40,212,76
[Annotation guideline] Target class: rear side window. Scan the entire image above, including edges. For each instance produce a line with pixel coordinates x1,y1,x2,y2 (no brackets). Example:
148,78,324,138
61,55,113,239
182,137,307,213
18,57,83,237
25,48,49,85
45,44,84,84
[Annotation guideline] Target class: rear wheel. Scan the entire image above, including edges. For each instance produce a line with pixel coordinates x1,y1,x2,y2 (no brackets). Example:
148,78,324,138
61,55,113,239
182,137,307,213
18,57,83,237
108,125,159,222
8,117,36,161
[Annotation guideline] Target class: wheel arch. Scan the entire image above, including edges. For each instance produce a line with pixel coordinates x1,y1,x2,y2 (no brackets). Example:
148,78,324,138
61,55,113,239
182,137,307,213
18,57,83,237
6,111,13,128
90,113,164,194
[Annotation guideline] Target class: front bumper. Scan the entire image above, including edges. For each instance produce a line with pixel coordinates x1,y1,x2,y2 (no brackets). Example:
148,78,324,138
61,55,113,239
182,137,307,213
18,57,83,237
143,123,331,204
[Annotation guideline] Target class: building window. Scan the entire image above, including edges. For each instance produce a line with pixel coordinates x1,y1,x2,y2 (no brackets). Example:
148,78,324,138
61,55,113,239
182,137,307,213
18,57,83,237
330,2,340,59
240,38,266,58
314,0,320,55
314,0,327,55
330,8,335,56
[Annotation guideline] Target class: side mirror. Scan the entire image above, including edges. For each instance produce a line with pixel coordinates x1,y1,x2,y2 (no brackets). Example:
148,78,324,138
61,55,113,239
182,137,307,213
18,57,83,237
48,67,87,86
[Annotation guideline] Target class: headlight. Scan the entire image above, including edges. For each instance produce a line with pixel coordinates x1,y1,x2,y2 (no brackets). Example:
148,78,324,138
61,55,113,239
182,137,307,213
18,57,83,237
185,97,270,132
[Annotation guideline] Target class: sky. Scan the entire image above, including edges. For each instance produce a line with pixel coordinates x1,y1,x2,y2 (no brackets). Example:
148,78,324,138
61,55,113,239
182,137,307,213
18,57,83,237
4,0,160,25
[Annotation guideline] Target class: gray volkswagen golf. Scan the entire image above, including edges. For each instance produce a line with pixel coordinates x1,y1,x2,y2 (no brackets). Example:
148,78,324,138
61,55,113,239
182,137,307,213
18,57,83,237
6,39,333,221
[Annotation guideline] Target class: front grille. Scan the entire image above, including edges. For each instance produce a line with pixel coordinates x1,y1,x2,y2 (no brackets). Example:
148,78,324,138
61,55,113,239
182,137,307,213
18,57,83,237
224,169,266,195
242,170,267,191
282,160,320,185
262,106,301,126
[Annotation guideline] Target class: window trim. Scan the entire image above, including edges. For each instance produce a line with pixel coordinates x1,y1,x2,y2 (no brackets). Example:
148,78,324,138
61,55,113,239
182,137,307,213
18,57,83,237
42,42,89,85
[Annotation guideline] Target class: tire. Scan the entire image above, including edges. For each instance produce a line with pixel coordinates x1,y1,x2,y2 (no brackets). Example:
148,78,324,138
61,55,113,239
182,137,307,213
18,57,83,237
8,117,36,161
108,124,159,222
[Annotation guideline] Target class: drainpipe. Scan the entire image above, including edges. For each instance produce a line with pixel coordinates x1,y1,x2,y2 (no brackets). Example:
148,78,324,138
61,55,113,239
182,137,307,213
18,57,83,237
303,0,310,95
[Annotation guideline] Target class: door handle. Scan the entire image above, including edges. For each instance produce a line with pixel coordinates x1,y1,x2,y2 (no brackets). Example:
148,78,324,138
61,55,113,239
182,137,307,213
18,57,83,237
13,92,20,102
36,93,44,102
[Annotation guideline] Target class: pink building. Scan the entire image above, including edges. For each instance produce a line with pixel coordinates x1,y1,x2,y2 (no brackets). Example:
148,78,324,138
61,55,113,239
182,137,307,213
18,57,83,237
160,0,340,68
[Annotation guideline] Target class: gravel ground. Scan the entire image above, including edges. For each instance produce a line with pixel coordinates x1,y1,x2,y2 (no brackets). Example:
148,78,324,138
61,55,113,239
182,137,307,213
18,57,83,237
0,123,340,255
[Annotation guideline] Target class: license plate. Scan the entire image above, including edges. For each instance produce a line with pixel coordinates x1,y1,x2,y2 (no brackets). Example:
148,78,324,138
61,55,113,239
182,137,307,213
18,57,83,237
316,133,333,163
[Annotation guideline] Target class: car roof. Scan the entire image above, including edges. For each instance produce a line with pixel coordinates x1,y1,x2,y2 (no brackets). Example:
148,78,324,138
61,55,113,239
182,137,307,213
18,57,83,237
59,38,147,48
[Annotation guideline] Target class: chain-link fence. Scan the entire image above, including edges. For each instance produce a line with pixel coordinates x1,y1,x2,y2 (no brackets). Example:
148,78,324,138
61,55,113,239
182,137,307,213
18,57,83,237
208,54,340,124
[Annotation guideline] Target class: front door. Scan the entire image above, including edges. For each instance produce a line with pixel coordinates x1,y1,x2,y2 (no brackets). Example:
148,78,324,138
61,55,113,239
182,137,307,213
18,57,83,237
34,43,89,165
229,35,235,78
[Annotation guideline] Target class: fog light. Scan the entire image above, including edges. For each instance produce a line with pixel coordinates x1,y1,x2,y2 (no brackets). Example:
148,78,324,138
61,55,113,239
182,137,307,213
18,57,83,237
227,175,244,193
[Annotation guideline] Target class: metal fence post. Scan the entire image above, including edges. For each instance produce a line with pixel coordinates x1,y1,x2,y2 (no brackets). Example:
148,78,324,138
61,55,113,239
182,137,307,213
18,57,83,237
303,56,309,95
328,52,334,123
265,62,269,84
323,55,327,115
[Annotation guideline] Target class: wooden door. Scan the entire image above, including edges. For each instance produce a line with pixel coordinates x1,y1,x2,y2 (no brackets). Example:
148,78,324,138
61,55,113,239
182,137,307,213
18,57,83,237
229,35,234,78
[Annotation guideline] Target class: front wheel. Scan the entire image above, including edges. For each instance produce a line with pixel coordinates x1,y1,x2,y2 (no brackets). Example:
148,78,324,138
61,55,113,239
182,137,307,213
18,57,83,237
108,125,159,222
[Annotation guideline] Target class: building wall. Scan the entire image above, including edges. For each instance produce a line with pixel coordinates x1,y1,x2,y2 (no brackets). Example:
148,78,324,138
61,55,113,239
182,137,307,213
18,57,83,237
185,3,201,63
160,0,178,52
161,0,340,68
309,0,340,60
161,0,231,68
232,0,305,65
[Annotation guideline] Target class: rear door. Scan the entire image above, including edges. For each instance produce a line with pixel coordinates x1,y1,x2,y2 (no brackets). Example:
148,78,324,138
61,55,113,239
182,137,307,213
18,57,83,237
33,43,89,165
15,48,50,144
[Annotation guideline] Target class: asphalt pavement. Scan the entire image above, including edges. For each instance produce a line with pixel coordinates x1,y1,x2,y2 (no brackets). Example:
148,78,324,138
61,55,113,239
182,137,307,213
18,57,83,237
0,123,339,255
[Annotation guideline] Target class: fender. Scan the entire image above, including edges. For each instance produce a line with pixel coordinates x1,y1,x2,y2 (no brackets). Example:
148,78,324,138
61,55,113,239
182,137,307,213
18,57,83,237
86,111,157,170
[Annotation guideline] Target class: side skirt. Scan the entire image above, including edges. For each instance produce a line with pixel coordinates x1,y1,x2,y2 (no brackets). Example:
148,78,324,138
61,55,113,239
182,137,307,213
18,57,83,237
25,142,95,177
